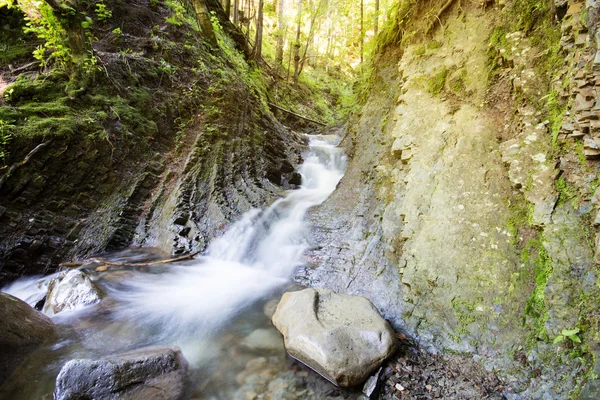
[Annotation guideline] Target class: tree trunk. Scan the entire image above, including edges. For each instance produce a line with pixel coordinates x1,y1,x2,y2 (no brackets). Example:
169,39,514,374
225,0,231,18
205,0,250,56
298,4,318,77
293,0,303,84
360,0,364,65
275,0,285,65
233,0,239,23
191,0,217,44
253,0,264,60
374,0,379,37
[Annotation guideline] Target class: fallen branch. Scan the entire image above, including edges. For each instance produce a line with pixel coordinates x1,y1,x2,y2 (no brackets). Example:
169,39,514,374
60,251,201,269
9,61,39,74
0,140,51,191
267,102,326,126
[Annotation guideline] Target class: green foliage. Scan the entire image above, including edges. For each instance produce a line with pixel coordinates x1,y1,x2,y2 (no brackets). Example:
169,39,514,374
165,0,198,30
554,328,582,344
23,3,72,67
94,2,112,21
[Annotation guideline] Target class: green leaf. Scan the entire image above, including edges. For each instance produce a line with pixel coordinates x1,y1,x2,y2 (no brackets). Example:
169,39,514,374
568,335,581,343
561,328,580,336
553,335,565,344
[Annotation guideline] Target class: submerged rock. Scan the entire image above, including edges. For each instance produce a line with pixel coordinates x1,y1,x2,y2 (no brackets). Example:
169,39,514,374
240,328,284,353
0,292,55,385
43,270,102,316
54,346,190,400
272,288,397,387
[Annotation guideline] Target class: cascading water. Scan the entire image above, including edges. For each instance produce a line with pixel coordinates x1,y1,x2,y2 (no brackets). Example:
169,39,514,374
0,134,347,399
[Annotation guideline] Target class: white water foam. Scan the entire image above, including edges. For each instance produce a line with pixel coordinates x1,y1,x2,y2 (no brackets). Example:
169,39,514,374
109,135,346,339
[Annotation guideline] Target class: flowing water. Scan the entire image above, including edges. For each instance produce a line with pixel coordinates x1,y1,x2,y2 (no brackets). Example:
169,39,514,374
0,134,349,399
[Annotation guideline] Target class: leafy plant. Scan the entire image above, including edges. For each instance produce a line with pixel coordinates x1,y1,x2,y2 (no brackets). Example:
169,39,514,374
553,328,581,344
95,2,112,21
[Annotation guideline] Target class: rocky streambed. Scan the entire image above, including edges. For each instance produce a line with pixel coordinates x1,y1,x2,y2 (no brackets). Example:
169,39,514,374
0,134,379,399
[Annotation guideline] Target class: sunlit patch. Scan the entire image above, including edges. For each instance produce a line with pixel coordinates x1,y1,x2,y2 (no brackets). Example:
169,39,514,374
0,73,8,96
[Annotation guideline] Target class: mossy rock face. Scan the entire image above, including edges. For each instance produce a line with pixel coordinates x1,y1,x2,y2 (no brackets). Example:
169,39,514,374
0,0,305,283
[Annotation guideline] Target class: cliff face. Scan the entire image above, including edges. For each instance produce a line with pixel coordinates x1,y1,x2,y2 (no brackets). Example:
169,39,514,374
0,0,303,284
301,0,600,397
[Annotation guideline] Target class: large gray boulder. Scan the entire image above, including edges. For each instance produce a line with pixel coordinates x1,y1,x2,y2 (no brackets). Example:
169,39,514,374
272,288,398,387
43,269,102,316
54,346,190,400
0,292,55,385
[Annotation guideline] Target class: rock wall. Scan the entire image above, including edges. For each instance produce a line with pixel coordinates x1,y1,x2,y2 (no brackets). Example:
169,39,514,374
301,0,600,397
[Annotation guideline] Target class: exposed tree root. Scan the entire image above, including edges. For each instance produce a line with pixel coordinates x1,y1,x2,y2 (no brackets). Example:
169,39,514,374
0,140,52,191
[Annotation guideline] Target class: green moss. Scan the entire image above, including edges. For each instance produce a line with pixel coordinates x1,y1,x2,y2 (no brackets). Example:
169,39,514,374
486,27,509,80
427,66,448,96
6,72,68,104
556,175,578,205
522,236,553,341
546,87,567,148
19,116,78,138
451,298,481,336
449,69,467,95
17,100,71,116
0,43,32,64
414,45,426,56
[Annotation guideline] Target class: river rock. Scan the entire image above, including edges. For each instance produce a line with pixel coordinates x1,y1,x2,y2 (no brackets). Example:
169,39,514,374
240,328,284,353
54,346,190,400
272,288,398,387
0,292,55,385
43,270,102,316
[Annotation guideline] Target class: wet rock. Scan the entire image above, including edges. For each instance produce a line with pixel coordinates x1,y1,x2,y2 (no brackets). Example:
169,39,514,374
272,288,398,387
289,172,302,186
54,346,190,400
263,298,280,319
43,270,102,316
0,292,55,385
241,328,284,353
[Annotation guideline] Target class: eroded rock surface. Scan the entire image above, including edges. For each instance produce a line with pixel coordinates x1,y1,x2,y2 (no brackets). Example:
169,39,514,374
0,292,55,385
54,346,189,400
272,288,397,387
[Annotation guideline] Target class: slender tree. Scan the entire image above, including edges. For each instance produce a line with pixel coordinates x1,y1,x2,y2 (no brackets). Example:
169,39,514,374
374,0,379,36
275,0,286,66
293,0,303,84
360,0,364,65
253,0,264,61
